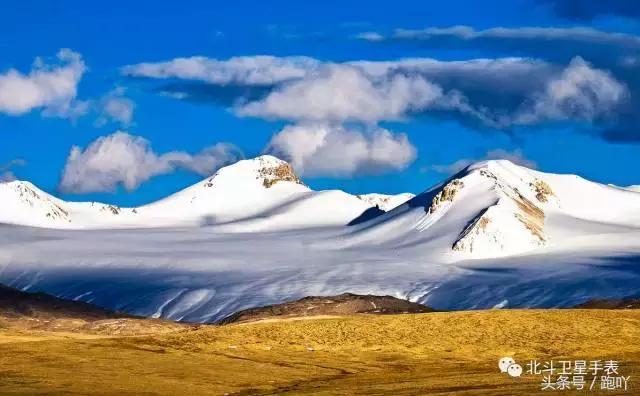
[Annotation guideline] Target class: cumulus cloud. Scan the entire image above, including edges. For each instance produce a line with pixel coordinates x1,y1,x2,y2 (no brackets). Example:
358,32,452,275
124,55,626,128
0,49,87,118
355,25,639,140
237,65,452,123
515,57,628,125
427,149,537,175
0,159,26,183
59,132,242,193
238,57,626,129
96,87,135,127
121,55,320,86
265,123,417,177
122,54,632,140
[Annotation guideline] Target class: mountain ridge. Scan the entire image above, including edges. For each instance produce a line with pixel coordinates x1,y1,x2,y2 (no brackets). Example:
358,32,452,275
341,158,640,258
1,155,407,230
3,155,640,260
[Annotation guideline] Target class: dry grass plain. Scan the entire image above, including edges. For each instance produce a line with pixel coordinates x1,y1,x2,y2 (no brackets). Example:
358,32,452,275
1,310,640,395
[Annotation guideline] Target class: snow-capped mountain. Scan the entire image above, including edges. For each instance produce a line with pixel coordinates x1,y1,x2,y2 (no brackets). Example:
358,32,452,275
0,155,373,231
344,159,640,258
356,193,415,211
1,157,640,322
0,181,72,227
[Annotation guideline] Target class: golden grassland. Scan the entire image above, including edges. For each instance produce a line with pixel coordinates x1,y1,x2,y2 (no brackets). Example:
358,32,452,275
1,310,640,395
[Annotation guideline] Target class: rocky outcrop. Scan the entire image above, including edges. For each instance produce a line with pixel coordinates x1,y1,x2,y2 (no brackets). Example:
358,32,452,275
257,160,305,189
200,157,305,190
100,204,121,215
427,179,464,214
531,179,555,203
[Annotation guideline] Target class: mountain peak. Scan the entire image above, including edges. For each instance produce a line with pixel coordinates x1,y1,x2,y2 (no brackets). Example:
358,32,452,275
0,179,71,226
234,154,289,169
463,159,530,175
205,154,305,190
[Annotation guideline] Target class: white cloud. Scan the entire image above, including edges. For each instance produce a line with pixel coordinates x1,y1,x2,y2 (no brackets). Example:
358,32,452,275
0,49,87,118
428,149,537,174
121,54,628,144
349,57,554,92
96,87,135,127
236,65,448,123
159,144,242,176
124,55,550,126
123,54,628,128
515,57,628,125
354,32,384,41
121,55,320,85
265,123,417,177
59,131,242,193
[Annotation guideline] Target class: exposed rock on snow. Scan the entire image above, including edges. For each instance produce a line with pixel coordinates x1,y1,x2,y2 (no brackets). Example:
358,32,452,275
531,179,555,203
256,157,305,189
427,179,464,214
100,204,121,215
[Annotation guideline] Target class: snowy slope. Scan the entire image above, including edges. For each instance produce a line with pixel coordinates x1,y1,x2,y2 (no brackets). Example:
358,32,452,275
624,185,640,192
1,159,640,322
356,193,415,211
0,181,73,228
0,155,373,230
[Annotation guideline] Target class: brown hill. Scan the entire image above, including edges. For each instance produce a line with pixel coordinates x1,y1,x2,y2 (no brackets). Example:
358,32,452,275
0,284,186,334
218,292,434,324
0,283,127,320
573,297,640,309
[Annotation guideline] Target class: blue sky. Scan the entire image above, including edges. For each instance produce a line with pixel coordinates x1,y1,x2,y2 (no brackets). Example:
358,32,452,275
1,0,639,206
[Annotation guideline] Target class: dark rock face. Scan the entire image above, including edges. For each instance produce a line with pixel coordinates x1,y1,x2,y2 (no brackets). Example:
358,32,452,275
573,298,640,309
218,293,435,324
